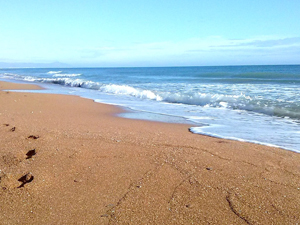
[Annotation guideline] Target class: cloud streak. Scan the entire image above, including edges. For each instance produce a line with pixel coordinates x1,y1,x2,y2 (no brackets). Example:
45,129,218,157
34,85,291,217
75,36,300,66
216,37,300,48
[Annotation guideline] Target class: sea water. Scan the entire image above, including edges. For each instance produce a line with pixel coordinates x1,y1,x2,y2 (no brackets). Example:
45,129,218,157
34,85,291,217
1,65,300,152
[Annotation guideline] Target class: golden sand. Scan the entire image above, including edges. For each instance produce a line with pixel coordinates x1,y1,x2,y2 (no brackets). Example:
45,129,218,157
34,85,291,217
1,81,300,224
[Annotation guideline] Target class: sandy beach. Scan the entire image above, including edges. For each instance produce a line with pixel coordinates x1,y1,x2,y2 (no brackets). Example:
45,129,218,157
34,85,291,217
1,81,300,224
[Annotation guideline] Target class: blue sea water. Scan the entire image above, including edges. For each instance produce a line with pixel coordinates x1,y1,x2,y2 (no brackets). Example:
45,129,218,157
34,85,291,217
1,65,300,152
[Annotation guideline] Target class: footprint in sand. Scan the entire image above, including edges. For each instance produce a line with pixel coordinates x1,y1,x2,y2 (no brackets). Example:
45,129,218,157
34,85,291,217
26,149,36,159
0,172,34,190
17,173,34,188
2,124,16,131
27,135,40,139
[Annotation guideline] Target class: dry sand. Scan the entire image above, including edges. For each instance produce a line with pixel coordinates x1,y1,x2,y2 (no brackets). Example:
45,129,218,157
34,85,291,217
0,81,300,224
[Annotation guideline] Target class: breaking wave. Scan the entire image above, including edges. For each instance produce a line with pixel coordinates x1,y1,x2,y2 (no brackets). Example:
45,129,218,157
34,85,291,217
47,71,62,74
52,73,82,77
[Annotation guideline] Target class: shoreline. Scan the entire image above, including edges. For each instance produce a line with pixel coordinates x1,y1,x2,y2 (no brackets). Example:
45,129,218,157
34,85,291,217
1,81,300,224
3,79,297,153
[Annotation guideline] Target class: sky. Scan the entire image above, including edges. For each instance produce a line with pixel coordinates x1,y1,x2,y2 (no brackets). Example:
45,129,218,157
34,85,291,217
1,0,300,67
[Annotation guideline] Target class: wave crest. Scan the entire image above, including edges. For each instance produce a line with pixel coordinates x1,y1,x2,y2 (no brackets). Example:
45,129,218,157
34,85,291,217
47,71,62,74
53,73,81,77
100,84,162,100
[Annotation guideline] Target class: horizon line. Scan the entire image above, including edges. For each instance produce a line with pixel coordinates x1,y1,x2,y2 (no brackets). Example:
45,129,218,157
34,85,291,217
1,63,300,69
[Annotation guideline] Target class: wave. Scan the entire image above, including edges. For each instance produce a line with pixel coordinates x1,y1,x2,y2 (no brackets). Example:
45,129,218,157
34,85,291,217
52,73,81,77
47,71,62,74
22,77,162,101
161,92,300,120
23,77,100,89
99,84,162,100
9,75,300,120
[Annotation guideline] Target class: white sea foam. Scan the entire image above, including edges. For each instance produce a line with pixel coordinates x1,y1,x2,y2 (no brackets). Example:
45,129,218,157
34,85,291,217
188,116,216,120
100,84,163,101
53,73,81,77
189,126,300,153
47,71,62,74
23,76,36,82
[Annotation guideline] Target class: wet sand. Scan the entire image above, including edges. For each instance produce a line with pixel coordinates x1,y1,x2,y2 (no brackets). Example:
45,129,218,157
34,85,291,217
1,81,300,224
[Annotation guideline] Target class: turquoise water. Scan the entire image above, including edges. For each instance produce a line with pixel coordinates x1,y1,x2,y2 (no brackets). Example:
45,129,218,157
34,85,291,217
1,65,300,152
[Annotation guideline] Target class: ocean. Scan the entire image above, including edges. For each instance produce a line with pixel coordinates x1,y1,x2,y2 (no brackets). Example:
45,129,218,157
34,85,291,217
1,65,300,152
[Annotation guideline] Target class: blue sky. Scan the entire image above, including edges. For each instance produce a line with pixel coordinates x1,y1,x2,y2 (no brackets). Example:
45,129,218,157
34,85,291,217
1,0,300,67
